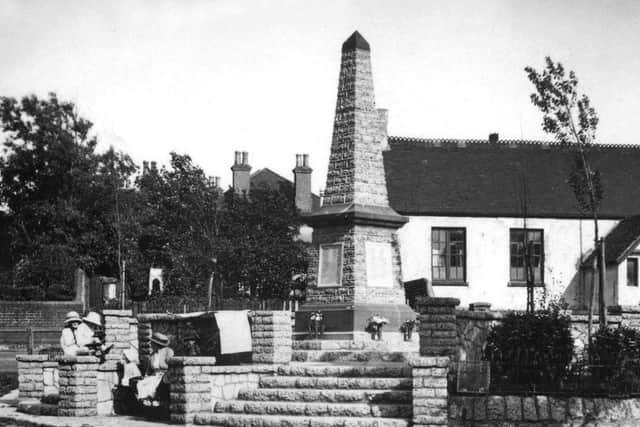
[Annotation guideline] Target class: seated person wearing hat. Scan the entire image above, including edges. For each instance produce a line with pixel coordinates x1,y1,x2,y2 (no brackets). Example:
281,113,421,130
81,311,113,359
60,311,96,356
135,332,174,406
59,311,112,358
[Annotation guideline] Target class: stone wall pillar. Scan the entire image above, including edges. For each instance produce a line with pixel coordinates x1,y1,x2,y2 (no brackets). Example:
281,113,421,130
417,297,460,357
102,309,138,365
250,311,292,364
411,356,450,427
16,354,47,399
57,356,99,416
167,357,215,424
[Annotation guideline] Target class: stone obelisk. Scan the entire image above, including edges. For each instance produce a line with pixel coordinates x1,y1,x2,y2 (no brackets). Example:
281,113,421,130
296,31,415,345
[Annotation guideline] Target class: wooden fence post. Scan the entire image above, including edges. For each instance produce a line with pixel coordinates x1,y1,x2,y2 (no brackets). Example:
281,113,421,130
27,327,34,355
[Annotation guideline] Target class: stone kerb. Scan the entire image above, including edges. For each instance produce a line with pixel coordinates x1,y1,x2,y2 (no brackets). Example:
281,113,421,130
416,297,460,357
57,355,99,417
410,356,450,427
249,311,292,364
16,354,48,399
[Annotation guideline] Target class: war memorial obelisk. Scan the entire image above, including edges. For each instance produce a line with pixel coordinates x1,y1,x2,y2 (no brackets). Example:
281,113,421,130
295,31,416,345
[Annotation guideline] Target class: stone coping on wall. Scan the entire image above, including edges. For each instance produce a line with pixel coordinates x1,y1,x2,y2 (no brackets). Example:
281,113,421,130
57,355,99,364
16,355,49,362
456,309,505,321
417,297,461,307
167,357,277,373
137,312,214,322
449,394,640,425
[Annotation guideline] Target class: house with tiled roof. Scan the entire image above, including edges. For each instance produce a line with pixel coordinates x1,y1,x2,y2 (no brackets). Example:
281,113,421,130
300,31,640,323
384,136,640,310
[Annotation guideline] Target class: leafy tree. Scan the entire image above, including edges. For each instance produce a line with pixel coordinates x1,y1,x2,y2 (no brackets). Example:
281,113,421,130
217,183,308,300
0,93,136,299
525,58,606,327
135,155,308,302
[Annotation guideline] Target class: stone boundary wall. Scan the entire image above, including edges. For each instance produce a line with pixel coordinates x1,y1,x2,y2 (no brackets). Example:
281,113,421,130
411,356,450,427
0,301,82,329
166,356,276,424
453,304,640,362
249,311,292,364
57,355,99,417
449,394,640,426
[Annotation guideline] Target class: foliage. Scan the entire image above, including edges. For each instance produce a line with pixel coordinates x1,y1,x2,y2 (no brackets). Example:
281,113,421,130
0,93,307,302
485,307,574,392
0,93,136,299
525,57,602,215
586,326,640,394
216,184,308,300
134,155,308,301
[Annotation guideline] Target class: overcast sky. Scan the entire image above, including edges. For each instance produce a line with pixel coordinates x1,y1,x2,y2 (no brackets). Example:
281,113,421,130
1,0,639,192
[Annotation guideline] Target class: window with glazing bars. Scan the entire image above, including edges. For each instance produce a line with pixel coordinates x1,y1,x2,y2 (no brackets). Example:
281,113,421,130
510,229,543,284
627,258,638,287
431,228,466,282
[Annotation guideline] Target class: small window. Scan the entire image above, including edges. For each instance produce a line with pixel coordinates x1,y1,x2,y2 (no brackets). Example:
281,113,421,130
318,243,343,286
628,258,638,287
431,228,466,284
510,229,544,285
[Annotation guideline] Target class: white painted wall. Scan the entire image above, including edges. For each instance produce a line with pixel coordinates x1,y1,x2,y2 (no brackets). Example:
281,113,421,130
397,216,619,310
617,250,640,306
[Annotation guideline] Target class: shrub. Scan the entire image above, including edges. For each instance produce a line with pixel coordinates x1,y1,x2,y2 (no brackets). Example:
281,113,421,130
485,308,573,392
587,326,640,394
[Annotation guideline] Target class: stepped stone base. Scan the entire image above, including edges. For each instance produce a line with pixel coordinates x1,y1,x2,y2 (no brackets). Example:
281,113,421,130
201,362,413,426
292,350,413,363
193,413,410,426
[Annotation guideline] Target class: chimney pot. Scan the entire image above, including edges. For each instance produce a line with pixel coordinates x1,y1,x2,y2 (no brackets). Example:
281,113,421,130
150,161,157,171
231,151,251,194
142,161,149,174
489,133,499,143
293,154,313,212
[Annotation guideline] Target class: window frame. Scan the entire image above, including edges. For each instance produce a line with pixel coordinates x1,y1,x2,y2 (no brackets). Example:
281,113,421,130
317,242,344,287
508,228,545,287
431,227,467,286
627,257,639,287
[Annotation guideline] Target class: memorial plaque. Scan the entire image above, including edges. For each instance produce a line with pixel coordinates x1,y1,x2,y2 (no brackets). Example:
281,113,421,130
318,243,343,286
366,241,393,287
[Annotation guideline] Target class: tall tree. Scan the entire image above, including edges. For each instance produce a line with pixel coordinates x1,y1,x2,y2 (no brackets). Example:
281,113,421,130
525,58,605,326
0,93,136,299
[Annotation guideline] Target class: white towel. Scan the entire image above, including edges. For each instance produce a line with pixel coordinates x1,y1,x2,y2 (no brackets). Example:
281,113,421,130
215,310,252,354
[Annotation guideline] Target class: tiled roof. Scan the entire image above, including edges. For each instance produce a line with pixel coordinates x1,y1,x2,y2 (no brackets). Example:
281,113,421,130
251,168,321,210
604,216,640,264
384,137,640,218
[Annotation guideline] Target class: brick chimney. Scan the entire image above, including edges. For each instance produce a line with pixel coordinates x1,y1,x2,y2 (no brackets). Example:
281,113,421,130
293,154,313,212
231,151,251,194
